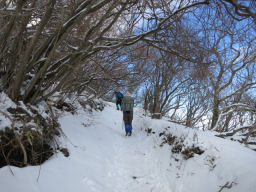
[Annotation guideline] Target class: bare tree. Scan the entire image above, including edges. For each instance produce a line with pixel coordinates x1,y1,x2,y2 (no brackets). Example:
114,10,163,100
183,84,210,127
0,0,209,104
193,3,256,129
141,47,191,119
219,0,256,21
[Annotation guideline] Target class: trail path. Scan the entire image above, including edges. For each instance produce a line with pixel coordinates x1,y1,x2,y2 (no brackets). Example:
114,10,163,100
78,104,170,192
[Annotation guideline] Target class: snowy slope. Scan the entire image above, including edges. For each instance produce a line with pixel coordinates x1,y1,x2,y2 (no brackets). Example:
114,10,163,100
1,102,256,192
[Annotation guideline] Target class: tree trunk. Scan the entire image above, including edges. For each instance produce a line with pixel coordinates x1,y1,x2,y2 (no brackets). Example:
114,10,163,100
211,97,220,129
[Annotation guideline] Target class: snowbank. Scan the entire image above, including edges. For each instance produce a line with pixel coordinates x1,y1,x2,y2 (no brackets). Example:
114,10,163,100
0,102,256,192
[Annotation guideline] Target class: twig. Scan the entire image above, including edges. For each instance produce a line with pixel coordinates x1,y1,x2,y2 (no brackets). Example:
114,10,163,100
15,133,27,165
37,164,42,182
0,109,27,165
59,128,77,148
1,147,14,176
37,128,44,182
218,181,236,192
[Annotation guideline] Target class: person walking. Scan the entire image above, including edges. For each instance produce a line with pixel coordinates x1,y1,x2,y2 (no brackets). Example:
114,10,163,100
114,91,123,110
122,91,134,136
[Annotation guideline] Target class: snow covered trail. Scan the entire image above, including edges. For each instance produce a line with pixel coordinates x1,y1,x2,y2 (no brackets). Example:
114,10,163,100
0,102,170,192
76,104,171,192
1,102,256,192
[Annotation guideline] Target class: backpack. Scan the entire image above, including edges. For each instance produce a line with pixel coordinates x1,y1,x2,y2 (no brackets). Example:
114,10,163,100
117,92,123,100
122,96,134,111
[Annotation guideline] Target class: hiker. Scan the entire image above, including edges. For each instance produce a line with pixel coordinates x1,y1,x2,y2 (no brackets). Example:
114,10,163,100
122,91,134,136
114,91,123,110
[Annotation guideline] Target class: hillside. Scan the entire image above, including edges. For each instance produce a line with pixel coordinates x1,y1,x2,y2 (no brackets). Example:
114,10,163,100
1,102,256,192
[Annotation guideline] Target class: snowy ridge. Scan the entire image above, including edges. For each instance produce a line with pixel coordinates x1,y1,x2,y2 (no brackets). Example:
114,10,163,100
0,102,256,192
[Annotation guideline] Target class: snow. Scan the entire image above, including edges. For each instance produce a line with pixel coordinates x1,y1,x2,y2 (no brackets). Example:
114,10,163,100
0,92,50,130
1,102,256,192
0,92,16,130
0,7,16,11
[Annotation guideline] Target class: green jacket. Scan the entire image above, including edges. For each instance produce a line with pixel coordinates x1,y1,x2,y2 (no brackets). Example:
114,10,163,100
122,96,134,111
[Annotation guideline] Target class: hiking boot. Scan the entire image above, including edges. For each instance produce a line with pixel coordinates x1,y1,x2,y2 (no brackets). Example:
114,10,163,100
125,131,128,136
128,131,132,136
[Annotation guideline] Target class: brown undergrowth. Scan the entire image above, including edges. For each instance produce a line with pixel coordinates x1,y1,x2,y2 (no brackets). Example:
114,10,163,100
0,96,105,168
159,131,204,160
0,104,60,168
